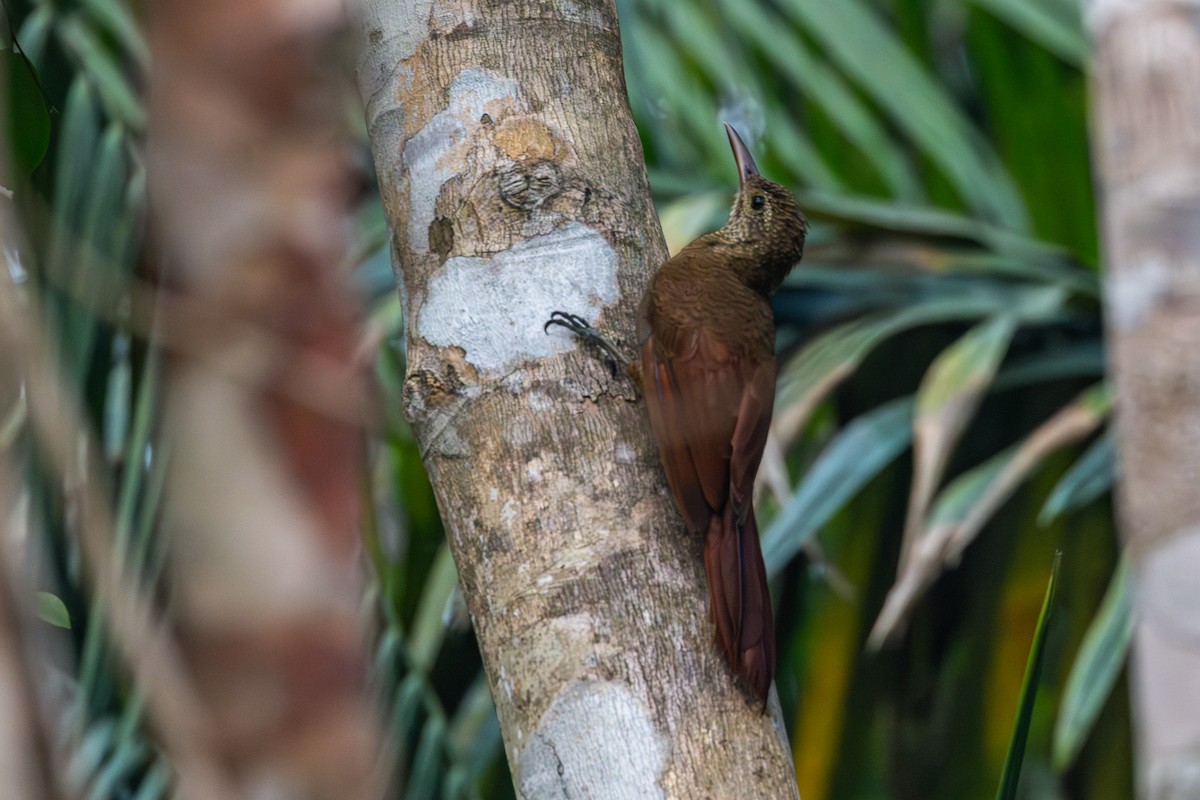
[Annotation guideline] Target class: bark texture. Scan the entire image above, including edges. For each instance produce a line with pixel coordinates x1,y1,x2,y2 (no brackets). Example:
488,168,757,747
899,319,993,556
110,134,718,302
1090,1,1200,796
354,1,799,797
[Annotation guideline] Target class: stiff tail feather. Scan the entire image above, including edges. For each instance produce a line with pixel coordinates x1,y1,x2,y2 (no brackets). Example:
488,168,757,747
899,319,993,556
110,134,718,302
703,503,776,707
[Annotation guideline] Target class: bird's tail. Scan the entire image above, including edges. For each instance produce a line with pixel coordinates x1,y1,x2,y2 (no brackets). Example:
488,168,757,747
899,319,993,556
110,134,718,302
703,503,776,707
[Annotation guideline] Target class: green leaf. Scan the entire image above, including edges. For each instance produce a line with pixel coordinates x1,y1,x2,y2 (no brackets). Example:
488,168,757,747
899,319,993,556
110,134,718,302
970,0,1087,66
871,384,1110,646
928,383,1111,543
915,316,1018,416
57,16,146,131
48,77,100,280
715,0,920,198
408,543,458,672
408,714,447,800
15,6,55,70
993,343,1106,392
69,717,118,788
763,397,914,577
774,288,1062,444
0,391,25,449
36,590,71,628
657,191,727,255
130,760,172,800
390,674,430,756
1039,429,1115,525
997,552,1061,800
5,49,51,175
449,674,503,784
1053,554,1132,770
795,189,1060,261
779,0,1028,228
87,737,146,800
903,316,1018,567
82,0,150,72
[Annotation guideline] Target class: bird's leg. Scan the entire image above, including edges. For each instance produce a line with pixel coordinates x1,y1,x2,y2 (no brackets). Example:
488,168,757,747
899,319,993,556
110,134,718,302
544,310,630,378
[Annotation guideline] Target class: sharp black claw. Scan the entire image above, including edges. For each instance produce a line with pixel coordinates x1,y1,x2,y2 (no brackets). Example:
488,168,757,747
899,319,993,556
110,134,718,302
543,309,630,372
544,310,591,335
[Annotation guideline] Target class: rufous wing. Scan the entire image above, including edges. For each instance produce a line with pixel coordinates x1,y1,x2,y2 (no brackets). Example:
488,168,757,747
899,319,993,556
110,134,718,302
640,327,777,704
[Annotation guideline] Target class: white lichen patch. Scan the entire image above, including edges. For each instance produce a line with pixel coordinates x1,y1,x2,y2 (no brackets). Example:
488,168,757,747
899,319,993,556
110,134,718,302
526,458,544,484
1141,524,1200,642
500,499,519,527
1107,257,1172,330
417,222,619,375
353,0,432,105
527,390,553,411
558,0,610,30
519,681,666,799
404,68,520,253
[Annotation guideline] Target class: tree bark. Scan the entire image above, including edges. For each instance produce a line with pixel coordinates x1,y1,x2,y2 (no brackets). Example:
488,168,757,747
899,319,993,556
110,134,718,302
1090,2,1200,797
353,1,799,797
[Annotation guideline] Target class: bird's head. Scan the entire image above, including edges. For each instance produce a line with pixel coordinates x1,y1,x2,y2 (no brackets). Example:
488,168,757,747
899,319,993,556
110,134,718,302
721,124,807,292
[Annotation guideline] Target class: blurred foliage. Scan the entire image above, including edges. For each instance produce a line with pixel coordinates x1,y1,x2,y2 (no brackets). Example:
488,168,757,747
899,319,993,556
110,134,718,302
3,0,1131,798
4,0,171,797
615,1,1127,798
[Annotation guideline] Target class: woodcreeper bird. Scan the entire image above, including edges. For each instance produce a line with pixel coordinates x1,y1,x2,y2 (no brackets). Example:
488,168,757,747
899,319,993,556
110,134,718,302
547,124,807,706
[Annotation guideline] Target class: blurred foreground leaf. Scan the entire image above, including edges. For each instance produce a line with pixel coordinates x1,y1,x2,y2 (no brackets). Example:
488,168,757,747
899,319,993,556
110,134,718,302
36,590,71,629
996,552,1060,800
5,49,51,174
1054,555,1132,770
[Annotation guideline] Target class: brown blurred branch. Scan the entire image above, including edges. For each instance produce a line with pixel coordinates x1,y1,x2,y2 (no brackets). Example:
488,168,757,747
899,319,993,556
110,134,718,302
145,0,382,796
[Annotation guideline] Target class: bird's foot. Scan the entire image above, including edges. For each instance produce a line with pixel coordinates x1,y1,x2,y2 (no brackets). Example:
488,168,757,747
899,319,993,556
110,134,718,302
544,310,630,378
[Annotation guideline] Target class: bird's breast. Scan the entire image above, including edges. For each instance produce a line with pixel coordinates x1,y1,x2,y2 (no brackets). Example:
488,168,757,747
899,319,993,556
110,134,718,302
643,261,775,361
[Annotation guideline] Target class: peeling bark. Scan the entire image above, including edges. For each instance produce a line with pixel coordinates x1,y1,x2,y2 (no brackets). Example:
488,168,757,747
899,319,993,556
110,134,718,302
353,1,799,797
1090,1,1200,797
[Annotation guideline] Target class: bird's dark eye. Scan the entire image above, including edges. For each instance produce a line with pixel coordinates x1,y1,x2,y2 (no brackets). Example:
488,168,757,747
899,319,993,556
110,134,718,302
751,195,765,210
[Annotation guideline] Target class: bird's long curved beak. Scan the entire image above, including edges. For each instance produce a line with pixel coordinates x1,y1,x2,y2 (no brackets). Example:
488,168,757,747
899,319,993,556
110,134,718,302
724,123,760,188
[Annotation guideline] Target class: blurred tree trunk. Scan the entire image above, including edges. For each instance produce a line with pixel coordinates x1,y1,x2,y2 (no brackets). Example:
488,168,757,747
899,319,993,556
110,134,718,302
353,1,799,797
1091,2,1200,797
147,1,380,797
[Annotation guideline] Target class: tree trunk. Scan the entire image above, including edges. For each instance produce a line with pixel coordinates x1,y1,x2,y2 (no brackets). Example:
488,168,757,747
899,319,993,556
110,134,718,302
353,1,799,797
148,1,380,796
1090,2,1200,797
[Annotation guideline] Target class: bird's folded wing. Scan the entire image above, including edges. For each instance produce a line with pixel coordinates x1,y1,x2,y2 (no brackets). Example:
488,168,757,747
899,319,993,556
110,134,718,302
640,327,774,532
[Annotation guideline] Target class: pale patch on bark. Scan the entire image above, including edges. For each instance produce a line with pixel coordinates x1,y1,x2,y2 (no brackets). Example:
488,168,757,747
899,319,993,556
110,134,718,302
555,0,612,30
356,0,433,105
1140,525,1200,642
1107,258,1174,330
404,68,521,252
418,223,618,375
1132,528,1200,784
1088,0,1200,33
519,680,667,800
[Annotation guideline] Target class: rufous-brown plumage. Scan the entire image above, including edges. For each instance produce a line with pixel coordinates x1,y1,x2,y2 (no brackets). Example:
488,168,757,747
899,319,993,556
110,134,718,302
547,124,806,707
637,125,805,705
